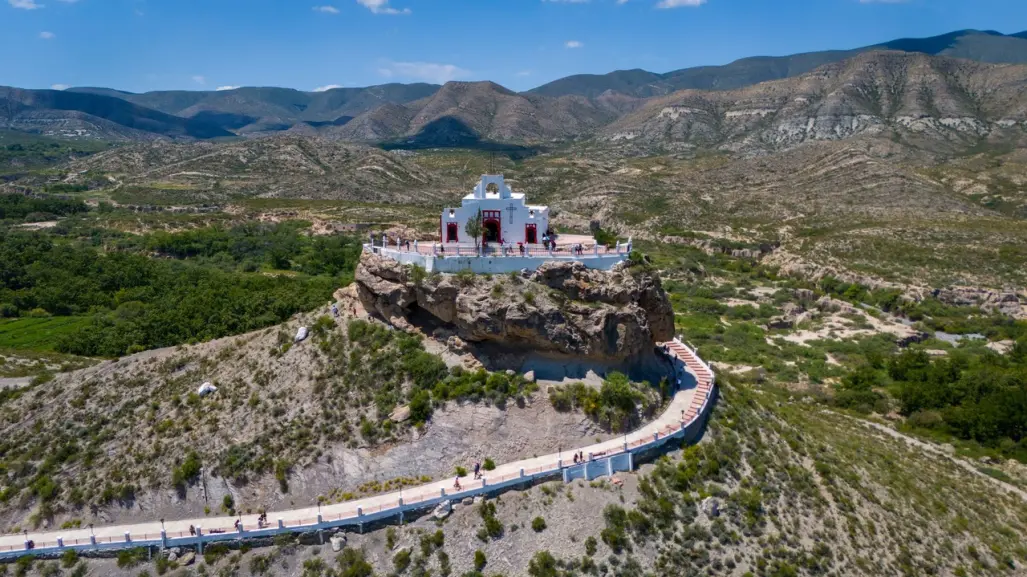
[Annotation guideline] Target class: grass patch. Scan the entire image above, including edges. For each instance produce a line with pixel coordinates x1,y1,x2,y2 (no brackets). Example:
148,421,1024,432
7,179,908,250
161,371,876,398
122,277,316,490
0,317,93,351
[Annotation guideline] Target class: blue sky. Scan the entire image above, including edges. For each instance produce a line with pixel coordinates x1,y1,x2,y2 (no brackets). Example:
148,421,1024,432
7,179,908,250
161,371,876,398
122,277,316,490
3,0,1027,93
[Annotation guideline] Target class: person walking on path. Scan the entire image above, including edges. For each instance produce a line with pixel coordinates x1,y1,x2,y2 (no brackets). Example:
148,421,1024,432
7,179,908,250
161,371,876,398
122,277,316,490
474,461,481,480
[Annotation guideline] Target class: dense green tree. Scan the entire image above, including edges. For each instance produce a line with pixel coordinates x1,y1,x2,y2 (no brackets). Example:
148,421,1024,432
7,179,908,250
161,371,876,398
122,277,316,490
888,345,1027,457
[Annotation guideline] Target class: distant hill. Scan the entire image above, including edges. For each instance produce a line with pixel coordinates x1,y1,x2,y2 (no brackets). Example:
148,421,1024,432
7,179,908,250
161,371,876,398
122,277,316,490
598,51,1027,156
0,87,233,140
68,84,440,135
64,134,444,203
332,81,621,146
530,29,1027,98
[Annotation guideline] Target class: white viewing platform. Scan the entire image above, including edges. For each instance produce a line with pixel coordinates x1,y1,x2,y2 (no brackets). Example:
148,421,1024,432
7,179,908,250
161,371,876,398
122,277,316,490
365,238,629,274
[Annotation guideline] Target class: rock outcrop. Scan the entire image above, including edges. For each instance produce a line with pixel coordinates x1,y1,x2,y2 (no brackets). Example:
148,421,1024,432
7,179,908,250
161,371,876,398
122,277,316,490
934,287,1026,319
355,253,674,362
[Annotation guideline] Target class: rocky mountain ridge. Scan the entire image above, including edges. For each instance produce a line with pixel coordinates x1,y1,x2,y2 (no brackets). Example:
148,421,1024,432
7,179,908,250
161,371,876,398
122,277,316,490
0,87,234,141
599,51,1027,155
531,29,1027,98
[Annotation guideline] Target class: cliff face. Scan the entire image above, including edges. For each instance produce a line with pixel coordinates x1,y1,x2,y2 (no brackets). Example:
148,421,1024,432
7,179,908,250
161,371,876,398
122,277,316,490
354,253,674,362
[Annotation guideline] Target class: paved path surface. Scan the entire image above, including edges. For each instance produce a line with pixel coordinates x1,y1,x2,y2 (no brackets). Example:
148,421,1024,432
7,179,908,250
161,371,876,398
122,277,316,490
0,340,714,552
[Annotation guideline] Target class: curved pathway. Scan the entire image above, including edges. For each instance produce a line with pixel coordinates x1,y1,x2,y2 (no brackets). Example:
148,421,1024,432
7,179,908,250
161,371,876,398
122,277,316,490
0,339,715,557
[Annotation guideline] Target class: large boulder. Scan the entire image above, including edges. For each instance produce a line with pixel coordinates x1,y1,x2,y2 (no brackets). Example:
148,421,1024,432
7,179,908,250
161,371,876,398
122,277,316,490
353,254,674,363
355,252,416,321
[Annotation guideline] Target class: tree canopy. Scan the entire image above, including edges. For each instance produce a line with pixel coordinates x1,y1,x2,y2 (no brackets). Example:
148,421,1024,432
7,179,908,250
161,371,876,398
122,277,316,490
0,224,361,357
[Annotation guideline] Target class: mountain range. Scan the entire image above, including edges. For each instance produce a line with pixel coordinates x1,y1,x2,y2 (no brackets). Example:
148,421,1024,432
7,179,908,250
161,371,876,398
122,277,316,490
2,29,1027,150
529,28,1027,98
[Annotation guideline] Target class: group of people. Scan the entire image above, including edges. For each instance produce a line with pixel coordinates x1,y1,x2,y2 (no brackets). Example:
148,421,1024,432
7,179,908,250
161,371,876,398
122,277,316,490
371,230,582,257
370,232,417,253
453,460,486,491
571,451,590,464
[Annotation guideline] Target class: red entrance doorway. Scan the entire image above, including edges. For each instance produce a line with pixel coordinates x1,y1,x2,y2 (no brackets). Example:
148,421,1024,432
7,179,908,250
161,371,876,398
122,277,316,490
482,210,501,243
525,223,537,244
446,222,458,242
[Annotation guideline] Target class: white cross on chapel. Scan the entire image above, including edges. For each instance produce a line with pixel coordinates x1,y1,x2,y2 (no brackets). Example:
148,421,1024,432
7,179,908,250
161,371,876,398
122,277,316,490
506,202,518,224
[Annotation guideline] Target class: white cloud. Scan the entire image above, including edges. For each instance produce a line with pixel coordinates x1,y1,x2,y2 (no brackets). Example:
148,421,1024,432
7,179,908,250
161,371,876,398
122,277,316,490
565,40,583,48
378,61,469,84
313,84,343,92
216,86,239,91
357,0,410,15
312,5,339,13
39,31,55,39
192,75,206,85
656,0,705,7
516,70,532,77
50,84,69,90
9,0,44,9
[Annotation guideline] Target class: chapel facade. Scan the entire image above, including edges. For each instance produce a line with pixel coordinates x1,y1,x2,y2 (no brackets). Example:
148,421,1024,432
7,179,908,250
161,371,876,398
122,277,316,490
440,175,550,245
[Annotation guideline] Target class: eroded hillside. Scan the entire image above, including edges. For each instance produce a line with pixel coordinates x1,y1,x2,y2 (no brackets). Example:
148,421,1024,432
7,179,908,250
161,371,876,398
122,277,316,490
600,51,1027,156
62,136,444,203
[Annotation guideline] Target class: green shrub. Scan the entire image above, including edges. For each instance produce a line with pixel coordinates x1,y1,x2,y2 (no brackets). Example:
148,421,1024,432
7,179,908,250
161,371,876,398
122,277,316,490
455,269,476,286
409,389,432,425
585,535,598,556
60,549,78,569
172,451,202,488
274,459,290,493
155,556,174,575
548,373,655,432
601,505,631,554
116,548,146,569
455,466,468,477
478,501,504,540
248,554,274,575
14,555,34,577
335,547,373,577
528,551,559,577
474,550,487,571
393,549,412,573
409,264,427,286
202,543,230,566
438,550,452,577
482,458,496,471
531,516,547,532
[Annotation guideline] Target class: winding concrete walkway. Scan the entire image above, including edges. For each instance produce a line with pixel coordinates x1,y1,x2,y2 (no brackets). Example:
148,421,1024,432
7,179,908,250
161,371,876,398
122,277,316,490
0,339,715,555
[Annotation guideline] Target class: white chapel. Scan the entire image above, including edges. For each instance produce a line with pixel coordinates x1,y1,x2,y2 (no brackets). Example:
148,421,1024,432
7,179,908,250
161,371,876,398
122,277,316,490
441,175,550,245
